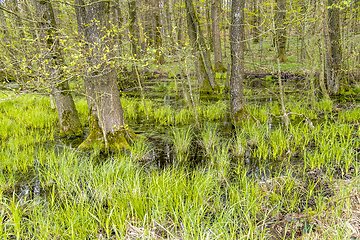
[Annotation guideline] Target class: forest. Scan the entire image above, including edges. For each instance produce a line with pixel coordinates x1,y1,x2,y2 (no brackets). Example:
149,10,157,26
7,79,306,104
1,0,360,238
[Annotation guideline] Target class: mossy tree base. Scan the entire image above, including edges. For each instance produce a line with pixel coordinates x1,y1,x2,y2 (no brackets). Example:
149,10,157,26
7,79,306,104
59,128,83,138
78,129,133,151
77,110,140,151
232,107,251,125
214,61,227,73
200,68,220,94
58,109,83,138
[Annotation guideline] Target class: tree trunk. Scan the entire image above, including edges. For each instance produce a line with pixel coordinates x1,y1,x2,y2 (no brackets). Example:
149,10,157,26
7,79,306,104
327,0,342,94
111,0,123,58
153,0,165,64
128,0,138,57
258,0,263,51
177,4,184,46
251,0,260,43
354,0,360,34
272,0,289,126
142,0,153,47
206,1,213,51
275,0,286,62
316,0,330,100
74,0,134,150
36,0,82,137
321,0,332,92
230,0,247,124
185,0,218,92
0,8,9,81
168,0,176,45
212,0,226,72
300,2,307,61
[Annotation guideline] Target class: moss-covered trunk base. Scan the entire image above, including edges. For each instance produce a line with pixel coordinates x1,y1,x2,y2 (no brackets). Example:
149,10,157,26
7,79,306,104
59,110,83,137
214,61,227,73
78,129,134,151
232,107,251,125
77,110,140,151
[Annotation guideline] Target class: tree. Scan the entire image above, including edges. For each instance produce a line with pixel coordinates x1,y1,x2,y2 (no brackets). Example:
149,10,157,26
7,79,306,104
327,0,342,94
74,0,135,150
36,0,82,137
153,0,165,64
185,0,218,93
128,0,138,58
212,0,226,72
275,0,286,62
230,0,247,124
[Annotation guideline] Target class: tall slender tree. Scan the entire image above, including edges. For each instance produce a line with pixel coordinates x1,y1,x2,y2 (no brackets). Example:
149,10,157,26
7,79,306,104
230,0,247,123
212,0,226,72
153,0,165,64
36,0,82,137
275,0,286,62
327,0,342,94
185,0,218,92
128,0,138,58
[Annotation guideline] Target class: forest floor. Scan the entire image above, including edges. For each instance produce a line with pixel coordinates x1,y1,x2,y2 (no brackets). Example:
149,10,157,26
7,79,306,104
1,73,360,239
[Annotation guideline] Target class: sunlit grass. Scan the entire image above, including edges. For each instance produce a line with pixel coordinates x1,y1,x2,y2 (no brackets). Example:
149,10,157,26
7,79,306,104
171,126,193,162
1,92,360,239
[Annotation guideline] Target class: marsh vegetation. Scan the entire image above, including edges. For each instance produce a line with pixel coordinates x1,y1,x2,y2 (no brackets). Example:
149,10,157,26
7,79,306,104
1,75,360,239
1,0,360,238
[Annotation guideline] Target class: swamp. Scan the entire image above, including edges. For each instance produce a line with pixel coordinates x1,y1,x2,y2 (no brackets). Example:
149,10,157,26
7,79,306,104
1,0,360,239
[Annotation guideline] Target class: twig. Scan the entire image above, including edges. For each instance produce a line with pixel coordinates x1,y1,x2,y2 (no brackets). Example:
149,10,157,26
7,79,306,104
269,112,315,129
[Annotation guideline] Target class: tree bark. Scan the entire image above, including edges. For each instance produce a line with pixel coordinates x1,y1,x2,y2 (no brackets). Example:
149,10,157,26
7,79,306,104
168,0,176,45
128,0,138,57
185,0,218,92
230,0,247,124
153,0,165,64
251,0,260,43
36,0,82,137
212,0,226,72
327,0,342,94
74,0,134,150
275,0,286,62
111,0,123,54
206,1,213,51
258,0,263,51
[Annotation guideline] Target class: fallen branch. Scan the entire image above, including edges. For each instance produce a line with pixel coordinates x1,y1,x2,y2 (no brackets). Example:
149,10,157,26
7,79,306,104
269,112,314,129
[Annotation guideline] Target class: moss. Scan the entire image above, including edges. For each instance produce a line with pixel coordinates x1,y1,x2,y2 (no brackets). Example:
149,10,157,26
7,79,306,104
214,62,227,73
200,76,214,94
294,70,306,77
232,107,251,125
77,110,103,150
107,130,131,150
59,110,83,137
200,63,220,94
78,110,141,151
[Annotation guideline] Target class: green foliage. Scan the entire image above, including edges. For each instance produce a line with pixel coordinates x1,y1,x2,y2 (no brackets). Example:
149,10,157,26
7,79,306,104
317,98,333,112
171,126,193,162
200,123,220,156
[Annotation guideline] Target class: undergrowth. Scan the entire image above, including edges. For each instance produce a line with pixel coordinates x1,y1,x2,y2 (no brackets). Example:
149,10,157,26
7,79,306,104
0,92,360,239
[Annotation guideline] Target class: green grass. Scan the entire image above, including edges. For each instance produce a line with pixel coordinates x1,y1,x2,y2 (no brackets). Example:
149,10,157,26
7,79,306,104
172,125,193,162
1,91,360,239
